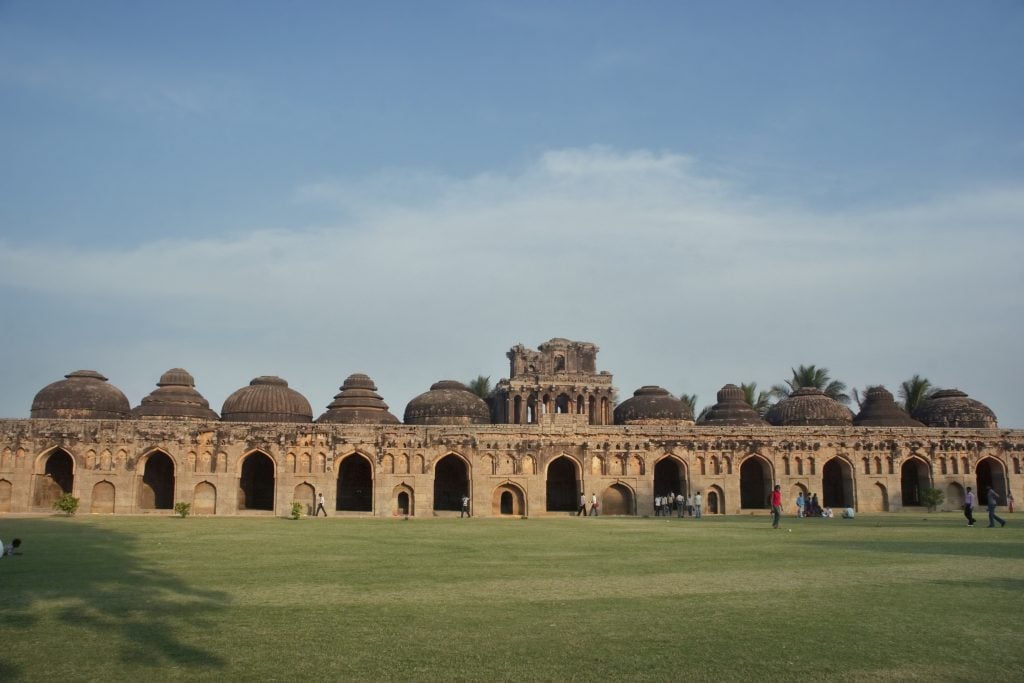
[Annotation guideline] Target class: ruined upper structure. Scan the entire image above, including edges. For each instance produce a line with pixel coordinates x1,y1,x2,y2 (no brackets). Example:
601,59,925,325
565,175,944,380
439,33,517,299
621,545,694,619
701,384,769,426
765,387,854,427
853,386,922,427
493,338,615,425
404,380,490,425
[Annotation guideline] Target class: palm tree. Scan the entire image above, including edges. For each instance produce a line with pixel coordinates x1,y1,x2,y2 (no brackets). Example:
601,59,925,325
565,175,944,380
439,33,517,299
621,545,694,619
899,374,936,414
851,385,884,411
740,382,771,417
466,375,492,399
770,365,850,405
679,393,698,416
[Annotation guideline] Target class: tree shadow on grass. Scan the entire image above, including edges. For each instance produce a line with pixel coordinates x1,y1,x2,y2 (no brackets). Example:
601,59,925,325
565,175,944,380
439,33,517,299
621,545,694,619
0,518,228,677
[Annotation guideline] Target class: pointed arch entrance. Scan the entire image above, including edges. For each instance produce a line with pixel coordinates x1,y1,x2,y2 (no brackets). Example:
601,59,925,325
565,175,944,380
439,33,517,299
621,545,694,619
601,483,634,515
739,456,772,509
654,457,687,498
294,482,315,516
706,484,725,514
0,479,11,513
393,484,414,516
433,454,469,511
900,457,930,506
492,483,526,516
239,451,275,511
545,456,579,512
91,481,115,513
194,481,217,514
337,454,373,511
821,457,854,509
139,451,175,510
976,457,1007,500
34,448,74,508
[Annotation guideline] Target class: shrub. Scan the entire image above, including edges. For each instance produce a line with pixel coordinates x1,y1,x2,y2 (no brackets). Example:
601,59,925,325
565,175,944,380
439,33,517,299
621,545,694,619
290,501,303,520
54,493,80,516
174,502,191,518
921,488,945,512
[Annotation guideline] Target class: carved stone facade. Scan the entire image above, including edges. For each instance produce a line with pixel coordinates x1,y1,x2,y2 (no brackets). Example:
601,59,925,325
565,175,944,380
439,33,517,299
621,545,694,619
1,339,1021,517
1,418,1021,518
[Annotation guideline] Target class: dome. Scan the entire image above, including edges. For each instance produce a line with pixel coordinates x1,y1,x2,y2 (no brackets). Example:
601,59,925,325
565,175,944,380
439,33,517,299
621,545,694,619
31,370,132,420
765,387,853,426
614,386,694,425
700,384,768,426
317,373,400,424
404,380,491,425
221,376,313,423
132,368,219,420
853,386,922,427
912,389,997,428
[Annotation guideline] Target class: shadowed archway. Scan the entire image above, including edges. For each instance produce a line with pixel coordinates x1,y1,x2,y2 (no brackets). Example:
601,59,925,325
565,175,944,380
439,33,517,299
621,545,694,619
34,448,74,508
821,457,854,509
433,454,469,511
739,456,772,509
139,451,175,510
337,455,373,511
239,451,275,511
601,483,634,515
976,457,1007,501
545,456,579,512
654,457,687,498
900,458,930,506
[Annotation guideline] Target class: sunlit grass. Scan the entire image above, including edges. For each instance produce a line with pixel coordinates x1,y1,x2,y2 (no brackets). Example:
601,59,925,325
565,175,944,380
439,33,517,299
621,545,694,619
1,513,1021,681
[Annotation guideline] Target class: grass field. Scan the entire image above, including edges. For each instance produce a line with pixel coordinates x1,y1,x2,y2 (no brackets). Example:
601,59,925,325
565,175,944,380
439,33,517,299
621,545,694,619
1,512,1021,682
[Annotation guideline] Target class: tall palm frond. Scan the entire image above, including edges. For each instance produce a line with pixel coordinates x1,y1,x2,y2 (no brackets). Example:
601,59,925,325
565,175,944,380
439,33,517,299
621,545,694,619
679,393,698,417
467,375,492,399
899,375,936,414
739,382,772,417
770,365,850,405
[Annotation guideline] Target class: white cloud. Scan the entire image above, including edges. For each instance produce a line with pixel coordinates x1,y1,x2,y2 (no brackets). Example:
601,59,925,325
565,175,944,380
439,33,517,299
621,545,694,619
1,147,1022,424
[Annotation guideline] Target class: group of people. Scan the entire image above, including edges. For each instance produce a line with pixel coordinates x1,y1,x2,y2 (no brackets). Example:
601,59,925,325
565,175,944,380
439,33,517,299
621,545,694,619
652,492,703,518
576,493,600,516
794,491,827,518
963,485,1008,528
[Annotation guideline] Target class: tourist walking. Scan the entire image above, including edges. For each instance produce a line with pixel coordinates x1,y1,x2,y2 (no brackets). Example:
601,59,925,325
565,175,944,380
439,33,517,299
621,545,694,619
795,492,805,518
577,493,587,516
315,492,327,517
676,493,685,518
654,495,662,516
986,486,1006,528
694,492,702,518
964,486,977,526
460,494,471,518
771,484,783,529
589,492,599,516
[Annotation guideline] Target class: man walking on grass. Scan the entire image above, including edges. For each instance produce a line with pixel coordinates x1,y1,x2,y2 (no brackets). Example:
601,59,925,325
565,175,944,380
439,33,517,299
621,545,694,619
771,484,783,529
986,486,1006,528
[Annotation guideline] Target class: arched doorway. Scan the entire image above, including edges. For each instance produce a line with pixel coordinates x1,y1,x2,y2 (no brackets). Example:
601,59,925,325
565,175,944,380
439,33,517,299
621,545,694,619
545,456,579,512
654,457,687,499
34,448,74,508
492,483,526,516
433,454,469,511
194,481,217,514
874,482,889,512
821,458,854,509
555,394,571,413
91,481,115,513
601,484,634,515
900,458,930,506
293,482,315,516
239,451,275,511
945,482,965,509
707,485,725,514
976,457,1007,501
0,479,11,512
139,451,175,510
739,456,772,509
337,455,373,511
393,484,414,516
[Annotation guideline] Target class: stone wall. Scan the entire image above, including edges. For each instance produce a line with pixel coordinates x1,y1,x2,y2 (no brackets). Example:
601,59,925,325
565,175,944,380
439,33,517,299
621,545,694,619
1,418,1021,517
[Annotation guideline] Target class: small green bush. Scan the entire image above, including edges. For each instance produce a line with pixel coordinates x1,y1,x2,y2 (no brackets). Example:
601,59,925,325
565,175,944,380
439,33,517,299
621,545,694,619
290,501,303,520
174,502,191,518
54,493,80,516
921,487,945,512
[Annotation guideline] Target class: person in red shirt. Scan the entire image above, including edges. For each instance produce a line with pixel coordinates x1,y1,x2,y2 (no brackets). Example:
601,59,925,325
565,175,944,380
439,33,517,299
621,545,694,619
770,484,783,529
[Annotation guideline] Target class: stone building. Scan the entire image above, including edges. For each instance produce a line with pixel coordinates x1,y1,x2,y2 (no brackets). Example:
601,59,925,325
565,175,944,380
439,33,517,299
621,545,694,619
1,339,1021,518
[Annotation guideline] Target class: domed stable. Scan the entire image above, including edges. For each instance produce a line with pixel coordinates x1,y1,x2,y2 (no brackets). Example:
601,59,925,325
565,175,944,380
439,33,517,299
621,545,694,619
614,386,694,425
853,386,922,427
221,376,313,423
31,370,131,420
318,373,400,424
132,368,219,420
700,384,768,426
404,380,491,425
765,387,853,427
912,389,997,428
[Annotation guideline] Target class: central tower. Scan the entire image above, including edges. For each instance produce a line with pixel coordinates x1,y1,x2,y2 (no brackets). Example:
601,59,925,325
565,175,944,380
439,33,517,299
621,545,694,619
493,338,615,425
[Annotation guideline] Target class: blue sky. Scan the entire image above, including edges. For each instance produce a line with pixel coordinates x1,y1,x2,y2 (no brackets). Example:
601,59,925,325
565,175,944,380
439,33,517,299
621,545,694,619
1,1,1022,425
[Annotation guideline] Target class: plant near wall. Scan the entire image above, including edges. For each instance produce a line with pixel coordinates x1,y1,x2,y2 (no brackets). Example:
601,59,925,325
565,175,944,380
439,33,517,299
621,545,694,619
174,502,191,518
921,488,945,512
53,493,79,516
290,501,303,520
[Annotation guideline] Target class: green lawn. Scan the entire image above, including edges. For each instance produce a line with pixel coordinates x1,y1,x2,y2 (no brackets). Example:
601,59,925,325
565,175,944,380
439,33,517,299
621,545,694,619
1,512,1021,682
